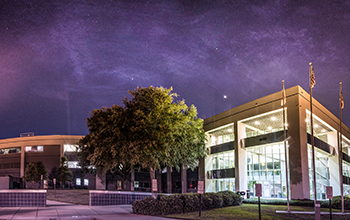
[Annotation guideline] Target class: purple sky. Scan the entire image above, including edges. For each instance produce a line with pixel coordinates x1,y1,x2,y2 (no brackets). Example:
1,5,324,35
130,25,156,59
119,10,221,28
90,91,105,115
0,0,349,139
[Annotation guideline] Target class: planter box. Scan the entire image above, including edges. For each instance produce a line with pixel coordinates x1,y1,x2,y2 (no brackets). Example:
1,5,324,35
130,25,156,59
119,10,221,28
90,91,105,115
0,190,47,207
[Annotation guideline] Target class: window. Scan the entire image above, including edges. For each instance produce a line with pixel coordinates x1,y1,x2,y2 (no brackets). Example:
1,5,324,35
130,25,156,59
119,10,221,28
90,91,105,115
0,147,21,154
76,178,81,186
25,146,44,152
64,145,78,152
84,179,89,186
68,161,81,169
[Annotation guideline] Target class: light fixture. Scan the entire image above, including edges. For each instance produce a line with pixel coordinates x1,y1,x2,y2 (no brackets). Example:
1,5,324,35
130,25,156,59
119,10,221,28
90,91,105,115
271,117,276,121
255,121,260,125
305,118,310,122
227,128,233,132
284,123,288,127
321,129,326,132
267,126,272,130
314,124,319,128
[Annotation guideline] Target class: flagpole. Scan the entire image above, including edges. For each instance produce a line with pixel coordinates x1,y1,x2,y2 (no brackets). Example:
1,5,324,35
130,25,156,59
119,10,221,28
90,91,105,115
282,80,290,212
309,63,317,206
338,82,344,213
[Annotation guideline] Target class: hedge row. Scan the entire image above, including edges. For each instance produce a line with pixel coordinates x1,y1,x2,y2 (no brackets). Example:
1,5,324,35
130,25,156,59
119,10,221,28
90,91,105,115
244,195,350,210
132,191,243,215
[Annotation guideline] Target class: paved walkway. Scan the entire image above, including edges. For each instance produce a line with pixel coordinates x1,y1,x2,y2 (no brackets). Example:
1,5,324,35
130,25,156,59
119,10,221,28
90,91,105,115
0,200,178,220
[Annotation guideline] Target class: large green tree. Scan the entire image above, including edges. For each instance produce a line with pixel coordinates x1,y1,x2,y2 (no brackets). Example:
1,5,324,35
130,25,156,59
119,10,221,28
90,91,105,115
77,105,132,190
78,86,206,190
124,86,206,178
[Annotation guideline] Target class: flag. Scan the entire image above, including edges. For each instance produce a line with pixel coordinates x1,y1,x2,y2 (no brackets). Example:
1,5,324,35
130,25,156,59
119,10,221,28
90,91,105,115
340,83,344,109
281,80,286,106
309,62,315,88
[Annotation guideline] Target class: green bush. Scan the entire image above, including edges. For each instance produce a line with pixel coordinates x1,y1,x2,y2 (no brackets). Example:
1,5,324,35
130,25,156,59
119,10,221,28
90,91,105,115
331,195,350,210
132,191,243,216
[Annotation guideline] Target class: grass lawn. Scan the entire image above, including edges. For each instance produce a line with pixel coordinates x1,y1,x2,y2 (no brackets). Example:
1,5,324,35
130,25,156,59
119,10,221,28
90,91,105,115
166,204,349,220
46,189,90,205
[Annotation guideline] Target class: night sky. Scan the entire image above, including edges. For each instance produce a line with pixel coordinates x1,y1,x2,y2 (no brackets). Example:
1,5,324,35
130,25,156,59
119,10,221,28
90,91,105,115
1,0,349,139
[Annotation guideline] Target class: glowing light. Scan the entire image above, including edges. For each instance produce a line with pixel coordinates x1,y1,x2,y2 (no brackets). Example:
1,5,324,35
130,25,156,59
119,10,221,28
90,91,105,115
305,119,309,122
314,124,319,128
267,126,272,130
321,129,326,132
271,116,276,121
227,128,233,132
254,121,260,125
223,95,227,99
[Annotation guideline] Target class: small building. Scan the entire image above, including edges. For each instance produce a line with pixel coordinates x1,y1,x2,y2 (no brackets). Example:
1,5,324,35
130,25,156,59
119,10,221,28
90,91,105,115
0,135,197,192
203,85,350,200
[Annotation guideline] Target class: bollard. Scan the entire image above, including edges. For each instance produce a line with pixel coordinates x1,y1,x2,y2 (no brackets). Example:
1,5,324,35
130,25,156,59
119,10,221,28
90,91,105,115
315,201,321,220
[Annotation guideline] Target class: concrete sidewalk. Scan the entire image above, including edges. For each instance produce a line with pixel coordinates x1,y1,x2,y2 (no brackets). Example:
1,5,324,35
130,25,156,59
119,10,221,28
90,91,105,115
0,200,178,220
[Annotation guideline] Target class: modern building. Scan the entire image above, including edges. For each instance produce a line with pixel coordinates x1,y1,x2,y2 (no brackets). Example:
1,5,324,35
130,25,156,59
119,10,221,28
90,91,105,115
203,85,350,200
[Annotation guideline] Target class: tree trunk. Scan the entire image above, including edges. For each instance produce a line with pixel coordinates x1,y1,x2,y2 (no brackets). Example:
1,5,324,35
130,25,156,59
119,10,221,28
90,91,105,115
149,167,156,198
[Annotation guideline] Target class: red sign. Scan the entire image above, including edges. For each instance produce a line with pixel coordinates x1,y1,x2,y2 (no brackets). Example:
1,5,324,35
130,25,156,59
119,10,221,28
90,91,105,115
326,186,333,199
255,184,262,197
198,181,204,194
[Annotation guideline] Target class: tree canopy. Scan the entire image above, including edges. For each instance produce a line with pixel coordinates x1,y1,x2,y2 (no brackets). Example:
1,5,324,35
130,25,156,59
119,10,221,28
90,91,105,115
78,86,206,181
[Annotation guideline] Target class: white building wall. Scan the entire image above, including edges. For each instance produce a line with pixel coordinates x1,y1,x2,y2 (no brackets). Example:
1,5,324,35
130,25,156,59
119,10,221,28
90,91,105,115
328,131,340,196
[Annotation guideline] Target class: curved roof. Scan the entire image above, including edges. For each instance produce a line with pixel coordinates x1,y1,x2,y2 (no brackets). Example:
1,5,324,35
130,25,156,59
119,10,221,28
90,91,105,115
0,135,83,149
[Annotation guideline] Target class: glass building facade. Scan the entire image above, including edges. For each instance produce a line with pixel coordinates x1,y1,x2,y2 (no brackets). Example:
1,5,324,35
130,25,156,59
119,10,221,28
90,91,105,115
247,143,287,198
203,85,350,200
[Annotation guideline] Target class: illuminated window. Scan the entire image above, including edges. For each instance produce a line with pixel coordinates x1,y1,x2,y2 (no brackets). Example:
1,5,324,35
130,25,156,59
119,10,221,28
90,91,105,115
76,178,81,186
25,146,44,152
0,147,21,154
68,161,81,169
64,145,78,152
84,179,89,186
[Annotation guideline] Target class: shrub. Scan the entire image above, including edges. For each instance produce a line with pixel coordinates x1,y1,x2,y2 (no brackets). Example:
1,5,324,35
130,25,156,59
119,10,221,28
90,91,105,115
331,195,350,210
132,197,157,215
132,191,243,216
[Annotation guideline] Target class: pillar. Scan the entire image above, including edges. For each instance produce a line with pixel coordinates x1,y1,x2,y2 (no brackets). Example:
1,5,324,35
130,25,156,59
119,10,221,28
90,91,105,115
95,172,106,190
167,166,172,193
20,146,25,178
156,169,162,193
234,121,247,192
181,164,187,193
287,96,310,199
328,131,340,196
130,171,135,191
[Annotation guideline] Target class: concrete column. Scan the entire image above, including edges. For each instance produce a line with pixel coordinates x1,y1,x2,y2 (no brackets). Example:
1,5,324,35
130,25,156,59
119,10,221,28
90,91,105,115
328,131,340,196
204,134,212,192
181,164,187,193
234,121,247,192
287,96,310,199
167,166,172,193
156,169,162,193
60,144,64,159
20,146,25,177
130,171,135,191
96,172,106,190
